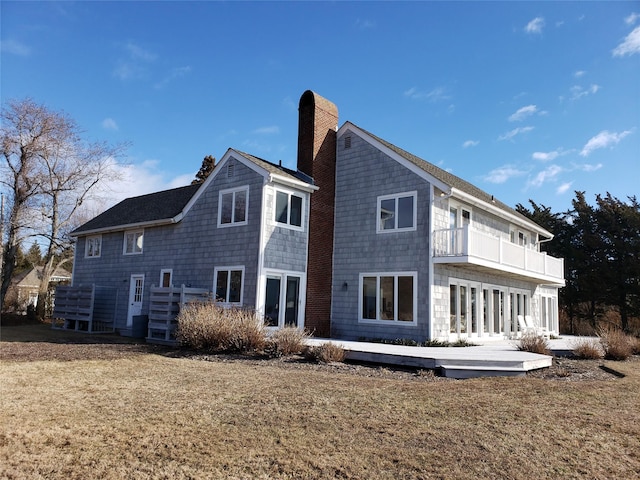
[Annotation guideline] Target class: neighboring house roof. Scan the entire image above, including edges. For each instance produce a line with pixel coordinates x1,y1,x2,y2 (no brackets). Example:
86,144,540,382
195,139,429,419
71,149,316,237
12,266,72,288
341,122,554,238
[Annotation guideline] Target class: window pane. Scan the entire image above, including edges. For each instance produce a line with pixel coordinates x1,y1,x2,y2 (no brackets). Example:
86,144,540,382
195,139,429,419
290,195,302,227
379,276,394,320
126,233,134,253
362,277,377,320
135,233,143,252
397,196,414,229
380,198,395,230
229,270,242,303
275,191,288,224
450,285,457,333
94,238,101,256
215,271,228,302
264,277,281,326
221,192,233,224
285,276,300,326
234,190,246,223
397,276,414,321
459,285,467,333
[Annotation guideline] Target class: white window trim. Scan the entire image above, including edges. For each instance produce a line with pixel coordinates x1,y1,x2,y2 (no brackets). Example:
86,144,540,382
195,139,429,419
123,229,144,255
358,271,418,325
213,266,245,305
376,191,417,234
85,235,102,258
273,186,305,232
217,186,249,228
160,269,173,288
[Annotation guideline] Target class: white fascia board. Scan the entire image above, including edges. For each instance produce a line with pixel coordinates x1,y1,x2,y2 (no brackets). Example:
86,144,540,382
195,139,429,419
269,173,319,193
338,122,451,193
451,188,554,238
70,217,178,238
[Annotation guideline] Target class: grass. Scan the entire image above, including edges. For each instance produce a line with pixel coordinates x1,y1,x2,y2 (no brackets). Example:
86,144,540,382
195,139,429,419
1,324,640,479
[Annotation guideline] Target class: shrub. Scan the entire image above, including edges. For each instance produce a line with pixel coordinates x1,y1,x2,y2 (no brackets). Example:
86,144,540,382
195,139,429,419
175,302,266,353
517,333,551,355
630,336,640,355
267,326,310,357
307,342,346,363
598,327,633,361
571,337,604,359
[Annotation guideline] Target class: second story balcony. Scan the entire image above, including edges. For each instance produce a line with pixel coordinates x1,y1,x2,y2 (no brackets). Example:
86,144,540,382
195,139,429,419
433,227,565,286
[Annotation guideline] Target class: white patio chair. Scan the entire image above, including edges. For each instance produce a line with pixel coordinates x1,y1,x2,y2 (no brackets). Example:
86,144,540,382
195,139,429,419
525,315,550,338
517,315,535,337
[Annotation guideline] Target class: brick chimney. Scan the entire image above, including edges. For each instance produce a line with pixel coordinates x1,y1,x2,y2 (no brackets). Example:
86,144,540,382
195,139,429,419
297,90,338,337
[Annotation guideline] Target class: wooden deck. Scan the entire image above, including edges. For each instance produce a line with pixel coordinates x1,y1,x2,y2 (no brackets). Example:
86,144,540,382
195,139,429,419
306,337,582,378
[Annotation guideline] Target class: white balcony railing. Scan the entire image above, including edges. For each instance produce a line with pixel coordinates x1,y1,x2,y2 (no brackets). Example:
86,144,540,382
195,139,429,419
433,227,564,283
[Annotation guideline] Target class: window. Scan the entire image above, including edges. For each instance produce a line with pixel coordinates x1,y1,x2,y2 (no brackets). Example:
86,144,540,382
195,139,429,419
123,230,143,255
274,189,303,228
85,235,102,258
214,267,244,304
160,269,173,288
360,272,417,323
218,186,248,226
377,191,417,233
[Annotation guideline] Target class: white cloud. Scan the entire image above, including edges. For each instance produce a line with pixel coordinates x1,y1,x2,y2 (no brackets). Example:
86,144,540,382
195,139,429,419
154,66,192,89
113,41,157,80
462,140,479,148
525,17,545,34
527,165,563,188
508,105,538,122
483,165,527,184
252,125,280,135
532,150,559,162
0,39,31,56
574,70,586,78
404,86,451,102
580,129,633,156
498,126,534,141
101,118,119,131
556,182,573,195
613,25,640,56
574,162,603,172
570,84,600,100
625,13,640,26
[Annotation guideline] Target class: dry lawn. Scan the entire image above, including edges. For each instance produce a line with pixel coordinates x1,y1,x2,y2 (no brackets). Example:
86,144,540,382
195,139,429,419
1,324,639,479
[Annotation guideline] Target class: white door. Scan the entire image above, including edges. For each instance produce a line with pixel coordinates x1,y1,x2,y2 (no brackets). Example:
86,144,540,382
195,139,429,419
263,273,302,328
127,274,144,327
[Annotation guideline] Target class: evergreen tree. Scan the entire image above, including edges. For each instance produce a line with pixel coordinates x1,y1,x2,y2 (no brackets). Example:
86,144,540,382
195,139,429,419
192,155,216,184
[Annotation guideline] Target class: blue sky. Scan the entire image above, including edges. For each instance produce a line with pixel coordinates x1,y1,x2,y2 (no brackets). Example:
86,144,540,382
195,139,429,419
2,1,639,214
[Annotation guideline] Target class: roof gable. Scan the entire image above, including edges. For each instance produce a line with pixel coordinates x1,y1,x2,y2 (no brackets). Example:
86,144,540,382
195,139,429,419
339,122,553,237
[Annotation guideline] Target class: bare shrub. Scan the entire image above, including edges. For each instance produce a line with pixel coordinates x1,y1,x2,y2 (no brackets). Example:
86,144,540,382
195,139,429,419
598,327,633,361
517,333,551,355
307,342,346,363
267,326,310,357
630,336,640,355
571,337,604,359
175,302,266,353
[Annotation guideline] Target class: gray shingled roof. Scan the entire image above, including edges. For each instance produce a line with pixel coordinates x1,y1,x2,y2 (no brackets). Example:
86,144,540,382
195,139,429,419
72,184,200,235
234,150,315,185
352,123,536,226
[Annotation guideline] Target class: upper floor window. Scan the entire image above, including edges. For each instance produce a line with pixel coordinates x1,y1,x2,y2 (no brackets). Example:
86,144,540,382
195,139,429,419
377,191,417,233
124,230,143,255
275,189,303,229
218,186,248,227
214,266,244,304
85,235,102,258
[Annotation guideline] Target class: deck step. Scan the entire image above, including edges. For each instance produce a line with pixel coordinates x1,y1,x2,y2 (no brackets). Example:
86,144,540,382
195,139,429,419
439,364,527,379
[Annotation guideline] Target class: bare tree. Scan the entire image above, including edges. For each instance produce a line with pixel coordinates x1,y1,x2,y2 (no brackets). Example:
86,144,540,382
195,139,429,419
1,98,126,316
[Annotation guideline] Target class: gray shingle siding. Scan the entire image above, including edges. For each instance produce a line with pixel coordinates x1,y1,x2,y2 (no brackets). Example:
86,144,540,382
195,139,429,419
72,157,264,330
331,129,432,342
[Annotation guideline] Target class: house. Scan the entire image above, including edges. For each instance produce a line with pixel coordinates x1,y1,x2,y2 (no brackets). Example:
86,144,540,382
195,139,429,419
6,266,71,313
67,90,564,342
